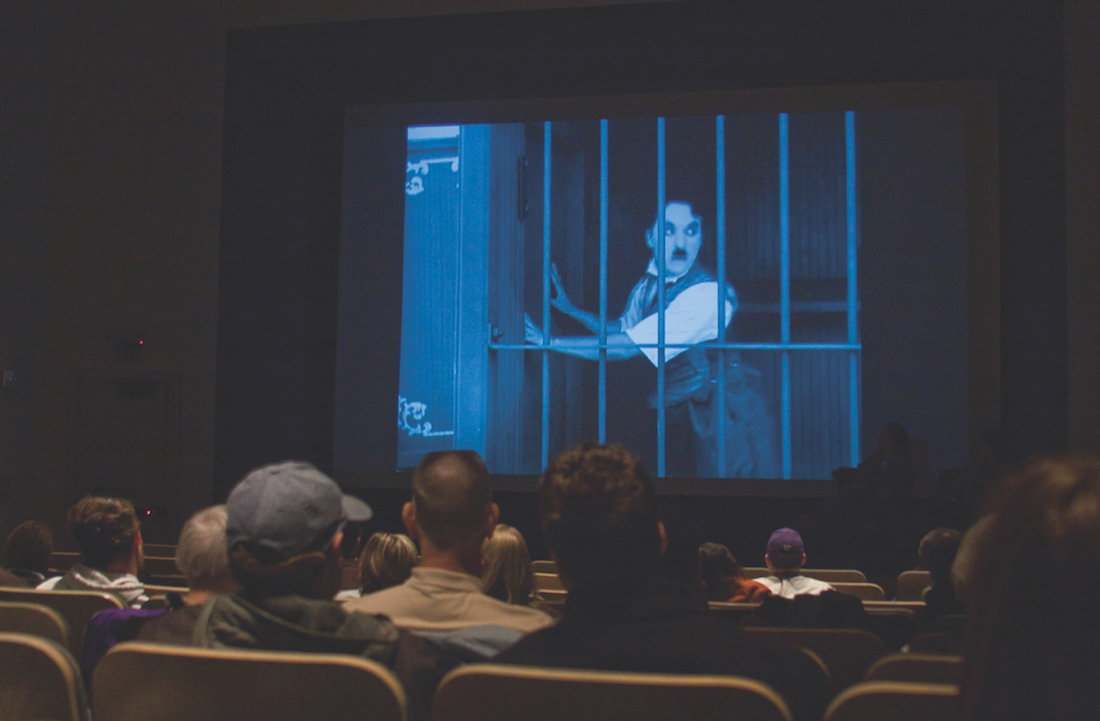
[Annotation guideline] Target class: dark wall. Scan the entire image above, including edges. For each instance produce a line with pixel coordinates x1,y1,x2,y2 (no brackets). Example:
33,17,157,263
217,0,1066,506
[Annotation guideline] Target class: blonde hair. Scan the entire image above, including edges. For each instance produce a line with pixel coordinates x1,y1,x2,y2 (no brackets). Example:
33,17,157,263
481,524,534,606
359,532,418,594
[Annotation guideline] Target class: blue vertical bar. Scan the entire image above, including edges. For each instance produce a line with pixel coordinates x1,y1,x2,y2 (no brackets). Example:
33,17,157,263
846,111,860,467
656,118,666,478
715,115,727,477
599,120,609,444
542,122,552,471
779,113,792,480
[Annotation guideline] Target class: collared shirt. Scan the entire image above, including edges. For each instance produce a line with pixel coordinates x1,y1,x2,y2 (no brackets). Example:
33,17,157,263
754,574,835,600
342,567,554,632
620,261,734,367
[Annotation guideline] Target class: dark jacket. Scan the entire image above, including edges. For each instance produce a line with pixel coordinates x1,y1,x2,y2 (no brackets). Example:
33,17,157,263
494,582,830,721
192,593,398,665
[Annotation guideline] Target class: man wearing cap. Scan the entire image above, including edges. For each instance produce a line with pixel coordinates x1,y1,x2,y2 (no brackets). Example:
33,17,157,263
187,461,397,661
755,527,834,599
345,450,552,634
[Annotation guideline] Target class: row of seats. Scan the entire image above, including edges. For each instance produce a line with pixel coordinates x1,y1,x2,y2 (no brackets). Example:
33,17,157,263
0,630,963,721
530,564,933,601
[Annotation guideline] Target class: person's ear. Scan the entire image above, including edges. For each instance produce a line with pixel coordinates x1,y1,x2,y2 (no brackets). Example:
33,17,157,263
657,521,668,556
331,530,344,555
402,502,419,541
800,552,807,567
645,225,656,250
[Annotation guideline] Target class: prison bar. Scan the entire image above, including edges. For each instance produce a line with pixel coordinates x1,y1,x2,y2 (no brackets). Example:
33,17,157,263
846,111,860,467
599,119,609,444
542,121,552,471
655,118,667,478
779,112,792,480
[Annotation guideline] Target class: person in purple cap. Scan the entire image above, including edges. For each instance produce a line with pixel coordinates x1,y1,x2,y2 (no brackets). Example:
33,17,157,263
187,461,398,662
755,527,834,599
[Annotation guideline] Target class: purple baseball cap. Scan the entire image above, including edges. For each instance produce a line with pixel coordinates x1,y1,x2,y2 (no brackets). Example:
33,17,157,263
767,527,805,556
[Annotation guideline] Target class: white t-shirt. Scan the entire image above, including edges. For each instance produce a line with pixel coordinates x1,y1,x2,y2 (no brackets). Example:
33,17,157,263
621,262,734,367
755,574,835,600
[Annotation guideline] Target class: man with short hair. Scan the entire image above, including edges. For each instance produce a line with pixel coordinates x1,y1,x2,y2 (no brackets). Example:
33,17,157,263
345,450,552,634
755,527,834,599
38,496,148,607
189,461,397,661
495,443,829,721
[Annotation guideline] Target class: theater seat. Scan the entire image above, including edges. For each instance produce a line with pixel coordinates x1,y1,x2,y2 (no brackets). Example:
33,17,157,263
0,631,88,721
0,588,122,655
0,600,72,648
93,642,406,721
864,654,964,684
824,680,959,721
433,663,792,721
895,571,933,601
743,627,886,691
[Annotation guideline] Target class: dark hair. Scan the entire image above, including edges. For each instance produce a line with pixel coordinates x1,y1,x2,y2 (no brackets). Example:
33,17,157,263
918,527,962,584
540,442,660,597
959,455,1100,721
67,496,139,569
412,450,492,550
229,544,333,598
1,520,53,574
699,542,742,601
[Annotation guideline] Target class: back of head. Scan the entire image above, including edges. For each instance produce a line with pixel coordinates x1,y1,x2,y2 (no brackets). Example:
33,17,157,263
480,524,534,605
67,497,138,570
766,527,805,571
960,455,1100,721
359,532,418,594
176,505,237,592
699,542,740,600
539,443,659,598
918,527,961,584
1,520,54,574
226,461,372,598
412,451,492,550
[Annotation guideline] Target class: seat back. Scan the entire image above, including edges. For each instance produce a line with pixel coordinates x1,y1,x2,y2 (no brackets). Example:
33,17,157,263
531,560,559,574
93,642,406,721
433,663,791,721
824,680,959,721
864,654,964,684
0,631,88,721
830,583,886,601
743,627,886,691
533,572,565,592
0,600,72,648
141,556,181,577
741,568,867,583
50,551,83,573
0,588,123,655
895,570,933,601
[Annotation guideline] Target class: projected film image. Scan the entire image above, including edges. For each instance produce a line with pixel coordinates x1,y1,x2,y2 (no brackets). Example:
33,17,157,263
393,114,862,479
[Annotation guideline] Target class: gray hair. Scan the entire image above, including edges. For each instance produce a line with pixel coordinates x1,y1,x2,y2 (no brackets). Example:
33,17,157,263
176,505,234,590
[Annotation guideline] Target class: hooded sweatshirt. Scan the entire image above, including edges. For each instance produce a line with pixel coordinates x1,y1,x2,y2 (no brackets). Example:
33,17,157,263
193,593,398,665
37,563,148,608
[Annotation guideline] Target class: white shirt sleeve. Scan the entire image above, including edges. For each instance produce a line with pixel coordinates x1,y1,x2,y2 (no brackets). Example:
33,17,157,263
623,282,734,367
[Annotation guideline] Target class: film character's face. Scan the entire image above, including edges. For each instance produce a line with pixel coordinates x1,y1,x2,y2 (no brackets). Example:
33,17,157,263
646,202,702,278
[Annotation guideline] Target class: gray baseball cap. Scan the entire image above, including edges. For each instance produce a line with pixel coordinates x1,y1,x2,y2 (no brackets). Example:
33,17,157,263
226,461,372,561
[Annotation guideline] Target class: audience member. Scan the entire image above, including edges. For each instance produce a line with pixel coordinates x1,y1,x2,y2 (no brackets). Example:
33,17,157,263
855,422,916,499
754,528,833,599
82,505,242,684
134,505,243,643
345,451,553,634
698,542,770,603
957,455,1100,721
1,520,54,584
359,532,418,595
186,462,397,661
38,496,147,607
916,527,965,615
481,524,535,606
495,443,830,721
